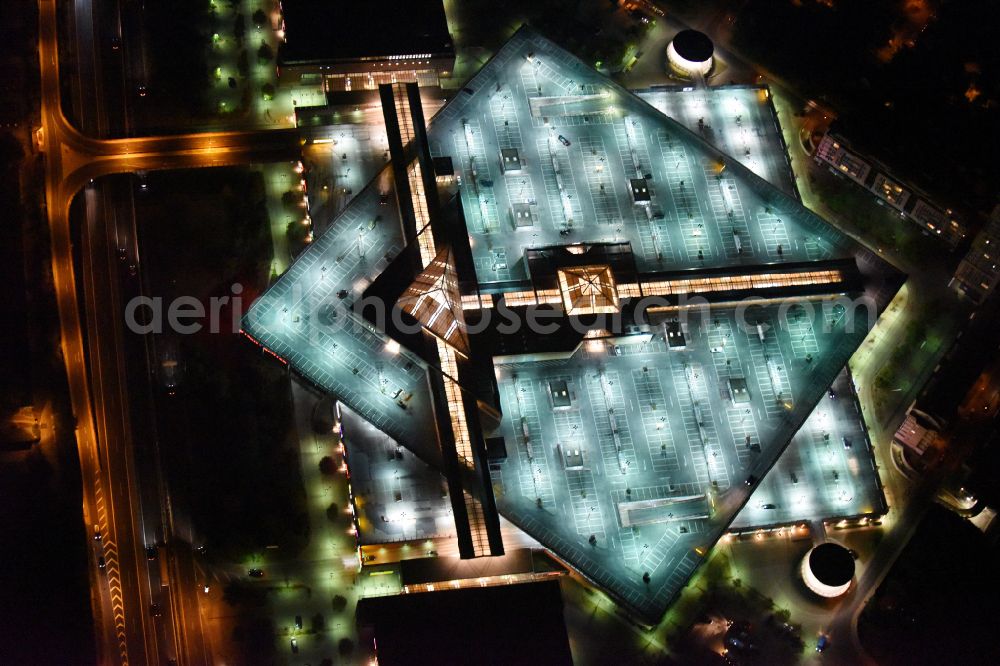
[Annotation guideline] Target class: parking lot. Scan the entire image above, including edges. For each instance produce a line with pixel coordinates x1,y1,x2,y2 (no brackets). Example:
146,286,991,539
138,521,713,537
245,72,823,459
636,85,797,199
244,26,896,624
340,405,455,545
732,368,886,530
425,30,840,286
243,165,440,455
490,297,873,620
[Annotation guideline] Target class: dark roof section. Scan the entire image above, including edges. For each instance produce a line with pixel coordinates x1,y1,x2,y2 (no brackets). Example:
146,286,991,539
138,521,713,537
357,580,574,666
279,0,453,66
399,548,564,585
671,29,714,63
808,543,855,586
526,242,639,288
433,155,455,177
914,292,1000,426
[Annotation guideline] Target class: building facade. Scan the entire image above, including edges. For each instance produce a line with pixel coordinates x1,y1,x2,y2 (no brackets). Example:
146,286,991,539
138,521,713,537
952,204,1000,304
814,133,966,248
276,0,455,91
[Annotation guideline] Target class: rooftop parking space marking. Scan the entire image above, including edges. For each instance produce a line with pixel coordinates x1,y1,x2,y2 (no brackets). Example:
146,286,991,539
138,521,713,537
423,37,843,287
733,369,886,529
637,87,796,198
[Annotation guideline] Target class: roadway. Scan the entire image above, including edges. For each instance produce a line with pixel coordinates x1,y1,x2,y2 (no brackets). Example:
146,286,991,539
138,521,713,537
36,0,306,662
81,179,165,664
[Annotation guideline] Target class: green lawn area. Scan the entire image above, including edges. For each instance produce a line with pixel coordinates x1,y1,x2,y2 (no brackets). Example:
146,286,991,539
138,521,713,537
136,167,308,562
808,168,938,266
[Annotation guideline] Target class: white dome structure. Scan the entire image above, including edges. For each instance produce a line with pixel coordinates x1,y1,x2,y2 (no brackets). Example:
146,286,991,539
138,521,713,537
667,30,714,78
801,542,855,598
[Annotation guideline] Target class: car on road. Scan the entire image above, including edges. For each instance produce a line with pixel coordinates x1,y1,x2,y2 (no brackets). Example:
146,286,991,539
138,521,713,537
745,475,757,486
295,615,302,630
828,389,836,399
557,135,571,146
98,556,106,569
248,568,264,578
110,36,121,51
290,637,298,654
761,503,776,509
150,603,162,617
137,84,147,97
93,525,102,541
146,546,158,560
816,634,829,652
842,437,852,449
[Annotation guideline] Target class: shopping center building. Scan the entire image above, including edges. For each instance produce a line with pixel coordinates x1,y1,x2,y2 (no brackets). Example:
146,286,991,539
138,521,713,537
244,26,902,624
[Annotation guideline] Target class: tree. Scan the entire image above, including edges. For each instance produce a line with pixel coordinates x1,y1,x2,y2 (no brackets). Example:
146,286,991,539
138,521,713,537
261,83,275,101
257,42,273,62
237,50,249,77
325,502,340,523
319,456,336,475
253,9,267,26
311,613,326,632
234,14,246,45
287,219,309,248
331,594,347,612
338,638,354,657
281,190,301,210
238,87,251,113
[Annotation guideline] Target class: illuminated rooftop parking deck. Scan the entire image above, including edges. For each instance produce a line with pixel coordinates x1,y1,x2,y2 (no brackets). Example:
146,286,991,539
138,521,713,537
490,298,882,619
340,404,456,545
425,35,824,286
243,166,441,455
635,85,797,198
244,26,903,624
732,368,886,530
